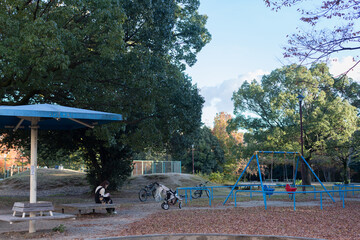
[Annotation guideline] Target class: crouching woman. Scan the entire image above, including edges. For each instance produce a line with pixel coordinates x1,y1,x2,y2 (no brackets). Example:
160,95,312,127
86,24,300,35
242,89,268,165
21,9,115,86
95,180,116,214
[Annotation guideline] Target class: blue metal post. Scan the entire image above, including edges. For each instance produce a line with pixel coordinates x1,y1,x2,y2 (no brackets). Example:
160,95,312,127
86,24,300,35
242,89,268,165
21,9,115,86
211,187,214,201
235,191,238,207
256,153,267,210
223,154,256,205
208,190,211,206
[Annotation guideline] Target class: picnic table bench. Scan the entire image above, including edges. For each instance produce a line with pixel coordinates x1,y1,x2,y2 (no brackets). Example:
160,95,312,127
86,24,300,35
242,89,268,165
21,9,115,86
12,201,54,218
61,202,121,215
0,201,75,224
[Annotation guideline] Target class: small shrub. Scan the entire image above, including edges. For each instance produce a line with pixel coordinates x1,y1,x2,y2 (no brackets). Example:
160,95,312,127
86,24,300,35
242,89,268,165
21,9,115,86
195,172,210,181
52,224,66,233
209,172,225,183
295,179,302,185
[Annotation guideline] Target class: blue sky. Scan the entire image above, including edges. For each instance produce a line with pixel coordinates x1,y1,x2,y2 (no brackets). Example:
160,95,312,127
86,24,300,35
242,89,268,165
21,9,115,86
186,0,360,127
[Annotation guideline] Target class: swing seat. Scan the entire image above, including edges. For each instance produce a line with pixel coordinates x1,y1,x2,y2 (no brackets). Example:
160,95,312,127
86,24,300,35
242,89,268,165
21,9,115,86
285,184,297,193
263,185,275,196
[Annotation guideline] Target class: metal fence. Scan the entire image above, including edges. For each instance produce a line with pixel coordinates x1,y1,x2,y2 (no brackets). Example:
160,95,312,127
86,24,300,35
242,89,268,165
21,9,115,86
132,160,181,176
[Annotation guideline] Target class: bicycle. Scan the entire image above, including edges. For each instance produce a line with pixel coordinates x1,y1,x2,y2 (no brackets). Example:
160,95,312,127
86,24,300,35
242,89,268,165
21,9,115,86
192,181,210,199
138,182,159,202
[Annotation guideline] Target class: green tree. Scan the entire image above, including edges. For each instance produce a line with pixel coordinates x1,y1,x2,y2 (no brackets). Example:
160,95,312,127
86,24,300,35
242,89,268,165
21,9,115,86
0,0,210,189
230,63,359,185
326,130,360,183
181,127,225,174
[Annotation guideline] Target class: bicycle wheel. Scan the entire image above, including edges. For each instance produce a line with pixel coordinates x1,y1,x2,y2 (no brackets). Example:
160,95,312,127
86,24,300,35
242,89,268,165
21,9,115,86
138,189,148,202
178,201,182,209
205,188,210,198
192,190,202,199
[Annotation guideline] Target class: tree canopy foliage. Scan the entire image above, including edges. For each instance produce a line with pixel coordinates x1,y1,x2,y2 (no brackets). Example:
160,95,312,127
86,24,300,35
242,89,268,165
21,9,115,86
264,0,360,69
167,126,225,174
230,63,359,184
0,0,211,188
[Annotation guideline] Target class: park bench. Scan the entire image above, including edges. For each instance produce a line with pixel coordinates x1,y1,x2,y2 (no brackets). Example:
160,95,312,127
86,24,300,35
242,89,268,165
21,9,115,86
61,202,121,215
0,201,75,224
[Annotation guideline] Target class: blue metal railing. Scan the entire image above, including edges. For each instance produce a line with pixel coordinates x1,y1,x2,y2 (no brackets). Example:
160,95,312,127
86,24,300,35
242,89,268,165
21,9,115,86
177,187,212,206
177,184,316,206
234,189,360,211
332,184,360,197
177,184,360,211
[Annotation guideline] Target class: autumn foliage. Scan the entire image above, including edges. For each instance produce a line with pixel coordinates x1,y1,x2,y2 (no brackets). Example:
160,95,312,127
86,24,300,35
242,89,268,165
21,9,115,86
212,112,246,176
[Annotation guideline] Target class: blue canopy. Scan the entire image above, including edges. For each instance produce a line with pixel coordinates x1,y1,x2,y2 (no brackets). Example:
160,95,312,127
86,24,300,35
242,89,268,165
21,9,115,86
0,104,123,233
0,104,123,130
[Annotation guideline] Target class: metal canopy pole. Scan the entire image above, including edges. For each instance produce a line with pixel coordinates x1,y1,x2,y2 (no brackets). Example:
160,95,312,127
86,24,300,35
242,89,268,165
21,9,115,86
29,117,39,233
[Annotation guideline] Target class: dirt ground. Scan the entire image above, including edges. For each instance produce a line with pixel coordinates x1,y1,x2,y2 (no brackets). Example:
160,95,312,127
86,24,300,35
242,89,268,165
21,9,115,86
0,172,204,239
0,172,359,240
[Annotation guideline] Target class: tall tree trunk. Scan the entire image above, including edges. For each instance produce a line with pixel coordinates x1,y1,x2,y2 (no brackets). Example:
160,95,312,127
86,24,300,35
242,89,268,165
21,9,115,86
343,159,349,184
321,167,328,182
301,157,312,186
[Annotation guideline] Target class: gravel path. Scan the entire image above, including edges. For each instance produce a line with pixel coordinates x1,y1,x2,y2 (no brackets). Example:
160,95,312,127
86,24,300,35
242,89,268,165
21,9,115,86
0,199,163,239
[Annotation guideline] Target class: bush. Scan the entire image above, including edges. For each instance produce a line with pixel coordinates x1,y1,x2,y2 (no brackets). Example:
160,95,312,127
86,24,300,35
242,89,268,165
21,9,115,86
196,171,237,185
52,224,66,233
209,171,224,183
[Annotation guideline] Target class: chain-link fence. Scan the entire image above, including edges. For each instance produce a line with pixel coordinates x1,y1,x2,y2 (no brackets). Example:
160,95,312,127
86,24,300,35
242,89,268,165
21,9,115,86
132,160,181,176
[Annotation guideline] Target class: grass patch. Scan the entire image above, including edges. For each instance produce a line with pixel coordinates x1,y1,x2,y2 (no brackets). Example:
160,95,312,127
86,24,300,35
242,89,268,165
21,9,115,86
52,224,66,233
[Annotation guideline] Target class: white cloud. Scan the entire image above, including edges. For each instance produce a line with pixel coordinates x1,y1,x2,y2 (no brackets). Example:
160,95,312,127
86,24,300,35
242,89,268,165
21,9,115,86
199,57,360,129
202,98,222,127
200,69,268,127
329,56,360,81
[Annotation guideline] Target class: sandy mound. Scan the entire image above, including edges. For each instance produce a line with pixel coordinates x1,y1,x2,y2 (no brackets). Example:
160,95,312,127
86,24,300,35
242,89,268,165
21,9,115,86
0,169,207,198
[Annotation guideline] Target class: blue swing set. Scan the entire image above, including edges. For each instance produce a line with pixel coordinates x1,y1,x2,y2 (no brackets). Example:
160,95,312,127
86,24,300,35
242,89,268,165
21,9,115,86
223,151,336,208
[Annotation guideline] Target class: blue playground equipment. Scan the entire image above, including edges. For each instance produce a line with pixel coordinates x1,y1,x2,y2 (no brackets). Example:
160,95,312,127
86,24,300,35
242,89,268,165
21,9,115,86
223,151,336,208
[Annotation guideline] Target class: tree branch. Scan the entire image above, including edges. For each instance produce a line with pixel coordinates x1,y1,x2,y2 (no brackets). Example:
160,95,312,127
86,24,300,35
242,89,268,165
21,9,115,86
33,0,40,20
